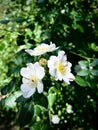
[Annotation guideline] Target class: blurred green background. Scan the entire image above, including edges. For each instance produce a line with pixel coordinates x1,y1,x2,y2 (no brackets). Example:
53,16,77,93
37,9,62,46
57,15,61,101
0,0,98,130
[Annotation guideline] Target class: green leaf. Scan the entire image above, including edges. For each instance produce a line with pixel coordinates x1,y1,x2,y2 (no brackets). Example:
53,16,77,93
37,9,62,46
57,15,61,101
75,76,88,87
1,80,16,95
47,93,56,110
30,123,40,130
0,91,22,108
1,85,9,95
0,20,9,24
77,69,89,76
86,75,96,88
48,86,57,93
91,69,98,76
0,43,5,51
78,60,89,68
30,121,49,130
4,95,16,108
91,59,98,67
15,95,28,103
90,43,98,52
77,24,84,33
41,124,49,130
38,0,44,3
34,105,41,116
11,18,26,23
34,105,47,116
17,102,34,127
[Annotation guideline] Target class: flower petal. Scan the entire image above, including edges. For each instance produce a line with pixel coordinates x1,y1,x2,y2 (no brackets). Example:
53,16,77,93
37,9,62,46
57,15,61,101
51,115,60,124
25,49,35,56
27,63,35,73
20,63,36,79
68,73,75,81
48,42,59,52
20,67,32,79
56,72,63,81
21,84,36,98
58,50,65,60
48,56,57,68
37,81,44,93
34,62,45,79
25,43,58,56
49,68,56,76
48,50,75,84
22,77,32,84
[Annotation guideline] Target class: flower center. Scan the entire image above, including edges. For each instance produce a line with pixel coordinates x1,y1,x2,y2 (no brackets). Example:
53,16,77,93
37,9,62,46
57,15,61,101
56,62,66,74
37,46,47,51
32,76,37,85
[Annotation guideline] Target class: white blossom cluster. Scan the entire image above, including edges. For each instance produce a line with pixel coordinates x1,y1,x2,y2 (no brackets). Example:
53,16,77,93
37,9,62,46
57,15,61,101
20,42,75,124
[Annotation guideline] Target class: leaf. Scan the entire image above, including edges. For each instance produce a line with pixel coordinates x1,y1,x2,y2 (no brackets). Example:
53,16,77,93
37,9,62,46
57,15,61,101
77,69,89,76
15,95,28,103
30,121,49,130
38,0,44,3
91,69,98,76
4,95,16,108
1,85,9,95
1,80,16,95
11,18,26,23
17,102,34,127
12,66,21,76
77,24,84,33
0,91,22,108
30,123,40,130
91,59,98,67
90,43,98,52
34,105,41,115
41,124,49,130
78,60,89,68
48,87,57,93
34,105,47,116
47,93,56,110
86,75,96,88
0,20,9,24
0,43,5,51
75,76,88,87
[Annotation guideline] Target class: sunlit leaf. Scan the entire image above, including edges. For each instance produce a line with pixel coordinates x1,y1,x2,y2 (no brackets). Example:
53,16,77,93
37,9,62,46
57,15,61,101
91,59,98,67
75,76,88,87
77,69,89,76
91,69,98,76
78,60,89,68
47,92,56,110
34,104,47,116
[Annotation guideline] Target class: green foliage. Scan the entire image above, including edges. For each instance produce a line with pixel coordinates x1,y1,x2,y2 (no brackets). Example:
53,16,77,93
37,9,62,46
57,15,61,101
0,0,98,130
17,102,34,127
47,87,57,110
75,76,88,87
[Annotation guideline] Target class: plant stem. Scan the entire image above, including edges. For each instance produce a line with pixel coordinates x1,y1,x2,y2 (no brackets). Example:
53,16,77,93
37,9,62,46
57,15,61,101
70,51,94,61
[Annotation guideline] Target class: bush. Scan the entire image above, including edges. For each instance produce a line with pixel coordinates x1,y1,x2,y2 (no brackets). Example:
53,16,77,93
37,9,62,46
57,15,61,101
0,0,98,130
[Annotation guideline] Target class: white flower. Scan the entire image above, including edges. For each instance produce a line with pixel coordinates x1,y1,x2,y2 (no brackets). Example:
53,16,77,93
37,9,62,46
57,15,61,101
51,115,60,124
66,104,73,114
48,50,75,84
25,42,58,56
20,62,45,98
61,9,65,14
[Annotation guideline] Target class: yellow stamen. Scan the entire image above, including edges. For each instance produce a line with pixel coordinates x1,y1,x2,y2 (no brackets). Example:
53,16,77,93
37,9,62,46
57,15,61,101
37,46,47,51
32,76,37,84
56,62,66,74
